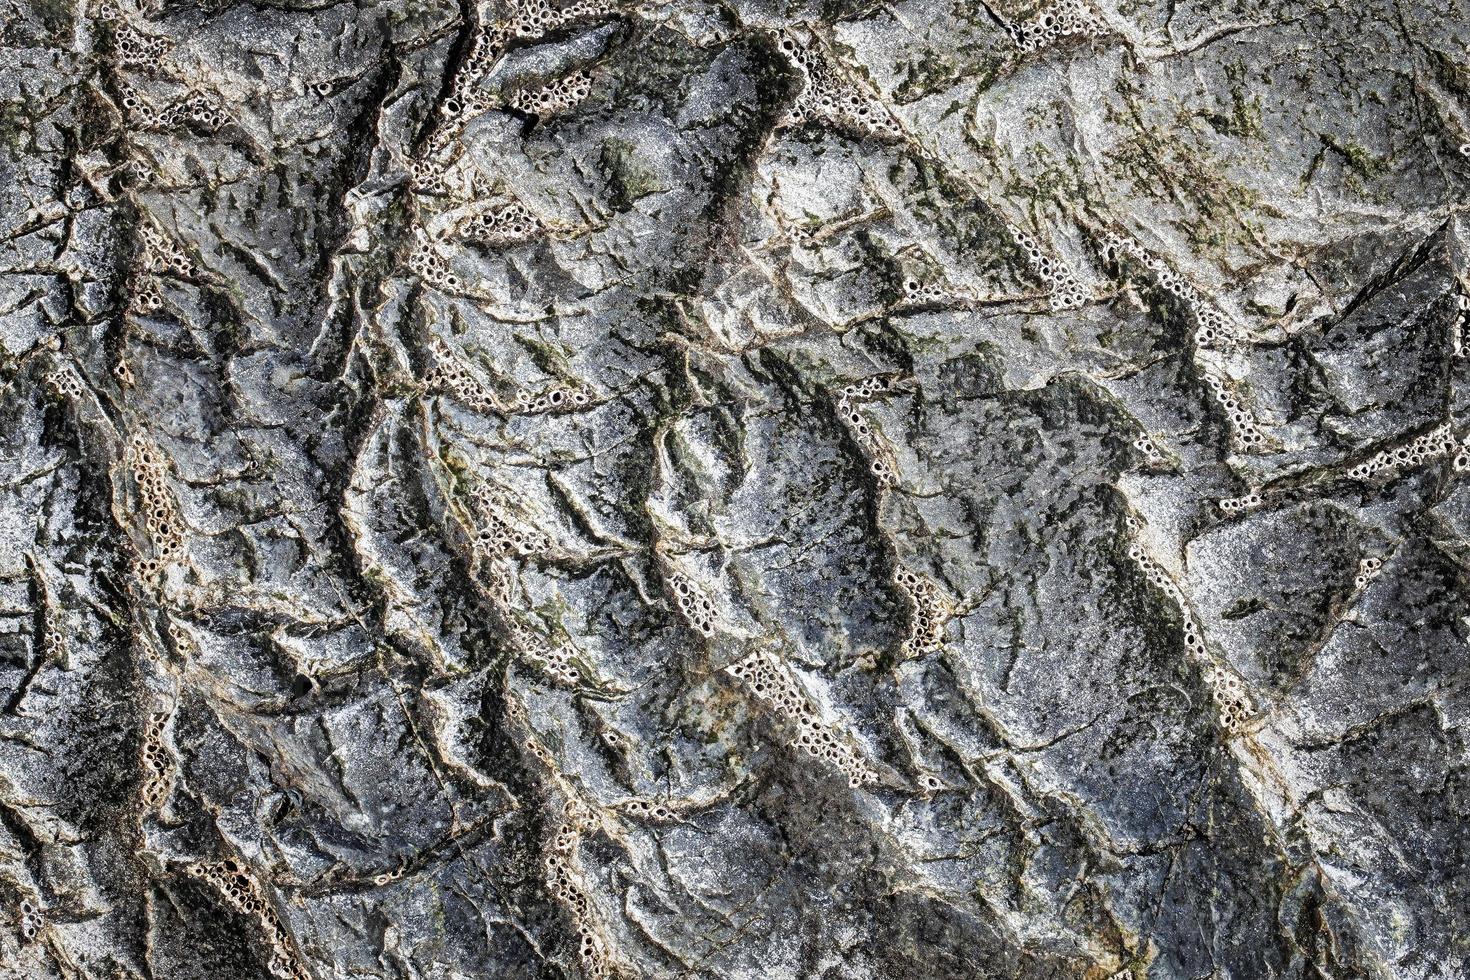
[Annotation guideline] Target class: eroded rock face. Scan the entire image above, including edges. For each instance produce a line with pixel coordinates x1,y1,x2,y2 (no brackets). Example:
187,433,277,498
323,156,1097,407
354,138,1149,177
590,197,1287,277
1,0,1467,976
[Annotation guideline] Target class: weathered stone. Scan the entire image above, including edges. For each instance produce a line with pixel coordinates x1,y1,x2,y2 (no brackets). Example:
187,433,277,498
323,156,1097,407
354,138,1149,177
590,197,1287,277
1,0,1467,977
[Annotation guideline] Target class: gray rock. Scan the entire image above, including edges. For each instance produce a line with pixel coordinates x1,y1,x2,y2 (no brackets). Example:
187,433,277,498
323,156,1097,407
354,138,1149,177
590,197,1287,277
1,0,1467,976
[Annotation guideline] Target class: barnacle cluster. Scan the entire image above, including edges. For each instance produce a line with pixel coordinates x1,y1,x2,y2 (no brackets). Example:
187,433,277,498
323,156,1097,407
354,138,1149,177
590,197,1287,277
510,618,582,686
1217,489,1263,516
413,23,510,191
39,603,66,664
835,375,905,487
425,340,504,413
1453,294,1468,358
893,564,951,660
1345,423,1457,481
838,374,902,402
409,148,454,197
1125,521,1174,595
1102,232,1245,350
1007,0,1106,52
1200,372,1269,451
129,435,187,580
128,219,196,315
1353,556,1383,591
618,798,677,822
139,220,195,278
470,484,555,559
46,363,87,401
408,2,622,273
407,232,463,292
1126,516,1255,735
515,381,593,415
460,199,542,248
901,274,949,305
430,0,617,139
130,278,165,315
1132,432,1168,468
117,79,228,131
1198,656,1254,735
772,29,903,140
544,802,615,980
166,618,196,658
665,567,718,638
104,0,228,131
725,649,876,788
478,557,520,612
187,859,311,980
1104,229,1275,450
439,25,506,123
461,484,588,685
1012,226,1089,311
508,70,593,117
139,710,174,809
508,0,618,39
112,21,170,68
17,899,42,943
522,728,558,768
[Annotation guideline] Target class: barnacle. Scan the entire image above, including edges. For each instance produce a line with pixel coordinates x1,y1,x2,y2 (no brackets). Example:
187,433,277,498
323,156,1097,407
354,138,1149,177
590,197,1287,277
17,898,43,942
1126,515,1256,736
139,710,174,809
508,0,619,40
187,859,311,980
459,199,543,247
834,375,907,488
543,802,616,980
1012,225,1090,311
665,567,718,638
725,650,877,788
112,21,171,68
1007,0,1107,52
1345,423,1458,481
772,29,904,141
128,435,188,580
507,70,593,117
1218,489,1264,516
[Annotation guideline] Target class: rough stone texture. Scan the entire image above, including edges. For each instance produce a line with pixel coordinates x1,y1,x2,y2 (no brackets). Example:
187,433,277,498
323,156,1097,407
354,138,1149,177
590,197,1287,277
1,0,1468,977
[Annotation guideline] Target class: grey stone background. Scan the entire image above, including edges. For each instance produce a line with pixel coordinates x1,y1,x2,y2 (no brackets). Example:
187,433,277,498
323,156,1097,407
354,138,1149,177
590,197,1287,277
1,0,1468,976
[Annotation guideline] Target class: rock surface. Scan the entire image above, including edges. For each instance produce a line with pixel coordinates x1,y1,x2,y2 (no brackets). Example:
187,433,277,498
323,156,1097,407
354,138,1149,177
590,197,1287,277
1,0,1468,977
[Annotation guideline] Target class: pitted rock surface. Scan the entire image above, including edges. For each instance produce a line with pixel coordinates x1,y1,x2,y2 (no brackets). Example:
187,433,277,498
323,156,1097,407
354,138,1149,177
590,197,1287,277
1,0,1468,977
